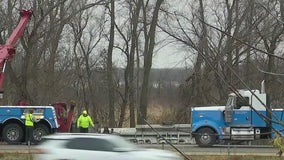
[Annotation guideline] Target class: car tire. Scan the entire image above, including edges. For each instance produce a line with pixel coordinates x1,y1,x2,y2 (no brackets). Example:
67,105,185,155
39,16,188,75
195,127,216,147
2,123,24,144
33,124,49,143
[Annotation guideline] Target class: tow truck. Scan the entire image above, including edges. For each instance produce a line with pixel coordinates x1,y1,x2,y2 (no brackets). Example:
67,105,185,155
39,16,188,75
0,9,74,144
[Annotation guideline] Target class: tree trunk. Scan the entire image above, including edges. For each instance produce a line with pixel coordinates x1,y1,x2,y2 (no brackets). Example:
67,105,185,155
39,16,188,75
245,0,254,86
138,0,164,125
129,0,142,127
107,0,115,128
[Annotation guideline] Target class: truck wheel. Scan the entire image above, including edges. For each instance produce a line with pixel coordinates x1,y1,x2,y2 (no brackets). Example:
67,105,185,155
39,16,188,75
33,124,49,143
2,124,24,144
195,127,216,147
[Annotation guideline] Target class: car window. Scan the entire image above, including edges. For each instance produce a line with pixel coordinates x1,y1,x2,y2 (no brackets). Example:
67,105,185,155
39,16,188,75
110,136,137,149
40,137,65,143
65,137,115,152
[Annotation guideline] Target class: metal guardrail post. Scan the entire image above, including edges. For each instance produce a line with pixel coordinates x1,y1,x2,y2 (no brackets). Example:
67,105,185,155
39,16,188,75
227,142,231,160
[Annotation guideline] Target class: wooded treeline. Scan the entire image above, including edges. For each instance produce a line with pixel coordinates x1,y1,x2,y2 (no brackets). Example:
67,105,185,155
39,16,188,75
1,0,284,127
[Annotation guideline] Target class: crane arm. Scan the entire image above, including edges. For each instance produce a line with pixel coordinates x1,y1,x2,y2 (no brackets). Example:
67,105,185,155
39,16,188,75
0,9,33,96
6,9,33,46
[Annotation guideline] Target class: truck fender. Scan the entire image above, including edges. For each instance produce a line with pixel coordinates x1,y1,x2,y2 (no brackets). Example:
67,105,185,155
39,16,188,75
191,120,222,138
2,117,24,125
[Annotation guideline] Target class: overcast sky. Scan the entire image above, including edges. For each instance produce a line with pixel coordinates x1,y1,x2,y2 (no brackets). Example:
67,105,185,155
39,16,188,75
152,44,190,68
113,43,191,69
109,0,193,69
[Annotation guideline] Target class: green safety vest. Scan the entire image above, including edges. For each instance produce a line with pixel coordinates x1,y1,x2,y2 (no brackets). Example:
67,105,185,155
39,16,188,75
25,113,34,127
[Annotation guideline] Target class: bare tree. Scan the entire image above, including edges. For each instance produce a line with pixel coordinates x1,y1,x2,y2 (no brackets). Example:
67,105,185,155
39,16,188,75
255,0,284,106
3,0,284,125
0,0,106,105
107,0,115,127
129,0,142,127
111,0,142,127
69,1,106,121
138,0,164,125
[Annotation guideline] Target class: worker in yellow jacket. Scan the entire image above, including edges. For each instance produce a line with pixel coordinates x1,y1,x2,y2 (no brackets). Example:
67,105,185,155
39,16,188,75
273,131,284,157
77,110,94,133
25,109,39,145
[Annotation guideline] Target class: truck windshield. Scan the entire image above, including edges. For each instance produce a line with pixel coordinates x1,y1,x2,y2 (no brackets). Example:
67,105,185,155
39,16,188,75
226,96,236,108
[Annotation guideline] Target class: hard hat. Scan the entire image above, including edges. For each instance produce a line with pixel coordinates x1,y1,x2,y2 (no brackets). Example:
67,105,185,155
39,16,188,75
82,110,87,114
70,100,76,105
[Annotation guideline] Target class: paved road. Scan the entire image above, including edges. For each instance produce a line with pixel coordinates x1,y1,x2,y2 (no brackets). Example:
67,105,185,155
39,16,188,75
139,144,279,156
0,143,278,156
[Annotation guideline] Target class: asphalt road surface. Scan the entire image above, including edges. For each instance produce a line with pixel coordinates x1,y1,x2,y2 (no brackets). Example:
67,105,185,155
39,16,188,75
0,144,279,156
139,144,279,156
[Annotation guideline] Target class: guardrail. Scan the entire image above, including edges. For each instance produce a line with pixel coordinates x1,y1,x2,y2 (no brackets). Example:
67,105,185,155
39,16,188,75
106,124,195,144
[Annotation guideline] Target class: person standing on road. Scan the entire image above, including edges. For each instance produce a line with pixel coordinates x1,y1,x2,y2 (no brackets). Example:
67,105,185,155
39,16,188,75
273,131,284,157
77,110,95,133
25,109,38,145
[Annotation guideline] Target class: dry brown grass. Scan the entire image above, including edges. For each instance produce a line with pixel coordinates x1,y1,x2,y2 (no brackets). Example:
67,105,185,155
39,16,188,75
147,104,177,123
0,153,33,160
114,103,180,127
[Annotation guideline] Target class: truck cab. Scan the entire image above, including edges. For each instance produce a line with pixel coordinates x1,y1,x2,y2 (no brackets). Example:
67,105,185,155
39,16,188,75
191,89,272,147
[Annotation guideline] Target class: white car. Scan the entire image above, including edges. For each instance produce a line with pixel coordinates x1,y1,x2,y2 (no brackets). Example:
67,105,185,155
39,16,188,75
34,133,183,160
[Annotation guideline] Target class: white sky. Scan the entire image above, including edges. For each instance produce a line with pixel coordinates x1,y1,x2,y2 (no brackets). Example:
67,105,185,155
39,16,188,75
152,44,190,68
113,43,191,69
110,0,194,69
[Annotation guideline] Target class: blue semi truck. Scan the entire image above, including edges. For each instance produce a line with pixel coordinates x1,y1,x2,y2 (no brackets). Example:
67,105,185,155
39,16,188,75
191,83,284,146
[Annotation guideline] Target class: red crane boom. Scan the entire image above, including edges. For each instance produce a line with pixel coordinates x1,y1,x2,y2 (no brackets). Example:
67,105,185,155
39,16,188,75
0,9,33,95
0,10,75,143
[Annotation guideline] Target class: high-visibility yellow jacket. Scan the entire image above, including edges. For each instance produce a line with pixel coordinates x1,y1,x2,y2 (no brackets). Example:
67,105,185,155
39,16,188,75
273,134,284,152
77,115,94,128
25,113,34,127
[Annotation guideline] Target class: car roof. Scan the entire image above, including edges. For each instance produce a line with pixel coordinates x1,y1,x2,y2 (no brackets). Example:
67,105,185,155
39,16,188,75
42,133,118,140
